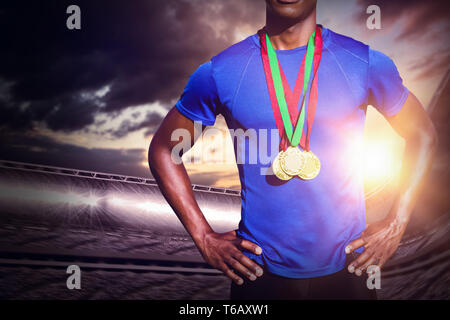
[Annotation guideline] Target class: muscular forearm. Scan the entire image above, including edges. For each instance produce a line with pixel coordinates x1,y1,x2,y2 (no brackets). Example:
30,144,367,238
347,94,438,272
147,108,262,285
149,133,263,284
148,141,213,246
387,126,438,233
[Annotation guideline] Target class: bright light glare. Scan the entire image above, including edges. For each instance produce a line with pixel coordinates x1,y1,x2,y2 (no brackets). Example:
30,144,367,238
362,139,403,190
108,197,126,206
83,194,101,207
0,184,100,207
136,202,157,212
107,196,172,216
363,143,393,182
105,194,238,229
48,191,100,207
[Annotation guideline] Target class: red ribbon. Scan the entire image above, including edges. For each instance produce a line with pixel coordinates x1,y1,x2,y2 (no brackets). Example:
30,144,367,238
259,26,323,152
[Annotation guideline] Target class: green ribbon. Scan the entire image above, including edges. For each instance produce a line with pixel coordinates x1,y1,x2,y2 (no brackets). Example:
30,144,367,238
265,31,315,147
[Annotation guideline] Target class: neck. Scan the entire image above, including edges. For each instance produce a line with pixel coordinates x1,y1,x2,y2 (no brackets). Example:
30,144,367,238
265,8,317,50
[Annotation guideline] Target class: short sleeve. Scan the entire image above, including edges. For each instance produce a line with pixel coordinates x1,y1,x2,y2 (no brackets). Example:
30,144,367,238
368,49,409,117
176,61,222,126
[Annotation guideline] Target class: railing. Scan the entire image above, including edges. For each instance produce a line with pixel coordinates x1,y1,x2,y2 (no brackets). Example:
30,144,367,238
0,159,241,197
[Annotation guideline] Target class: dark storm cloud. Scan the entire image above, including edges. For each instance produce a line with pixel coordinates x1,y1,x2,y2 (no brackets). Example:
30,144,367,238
0,0,265,134
356,0,450,40
110,112,164,139
408,51,450,81
0,0,265,179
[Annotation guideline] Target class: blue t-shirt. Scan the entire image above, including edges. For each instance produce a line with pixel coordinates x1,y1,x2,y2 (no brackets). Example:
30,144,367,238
176,27,409,278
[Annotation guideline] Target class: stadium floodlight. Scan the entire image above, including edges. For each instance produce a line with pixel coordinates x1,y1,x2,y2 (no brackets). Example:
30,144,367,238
0,183,101,207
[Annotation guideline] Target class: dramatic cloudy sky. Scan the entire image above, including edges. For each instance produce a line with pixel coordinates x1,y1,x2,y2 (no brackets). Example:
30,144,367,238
0,0,449,188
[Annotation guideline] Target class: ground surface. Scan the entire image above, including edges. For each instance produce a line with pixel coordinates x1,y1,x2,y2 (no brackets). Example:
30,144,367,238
0,215,448,300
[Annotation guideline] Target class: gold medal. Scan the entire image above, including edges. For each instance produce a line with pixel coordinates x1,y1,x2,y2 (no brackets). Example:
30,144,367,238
298,151,321,180
279,146,306,176
272,151,292,181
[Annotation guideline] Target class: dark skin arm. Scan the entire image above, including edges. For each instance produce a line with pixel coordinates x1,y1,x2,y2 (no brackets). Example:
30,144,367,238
346,92,439,276
148,107,263,285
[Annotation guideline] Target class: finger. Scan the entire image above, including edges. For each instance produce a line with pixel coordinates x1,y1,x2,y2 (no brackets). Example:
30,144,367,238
234,252,263,277
377,256,388,270
345,238,365,254
357,256,378,275
347,250,373,275
224,230,237,240
225,256,257,281
218,262,243,285
238,239,263,255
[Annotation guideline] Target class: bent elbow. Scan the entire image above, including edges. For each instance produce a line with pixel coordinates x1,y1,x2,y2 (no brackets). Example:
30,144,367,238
148,139,155,165
148,137,163,173
427,123,439,152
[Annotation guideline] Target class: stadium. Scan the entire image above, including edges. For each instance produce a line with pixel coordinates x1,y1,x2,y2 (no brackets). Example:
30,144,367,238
0,70,448,300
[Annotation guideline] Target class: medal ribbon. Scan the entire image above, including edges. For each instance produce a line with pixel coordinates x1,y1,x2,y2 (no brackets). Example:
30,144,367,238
304,28,323,150
266,31,314,148
259,26,323,151
258,29,288,150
